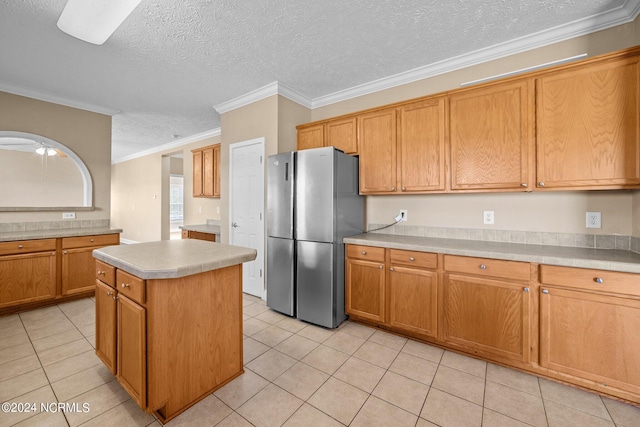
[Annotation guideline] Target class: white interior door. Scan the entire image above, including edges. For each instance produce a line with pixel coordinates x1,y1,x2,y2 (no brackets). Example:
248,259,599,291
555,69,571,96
229,138,265,298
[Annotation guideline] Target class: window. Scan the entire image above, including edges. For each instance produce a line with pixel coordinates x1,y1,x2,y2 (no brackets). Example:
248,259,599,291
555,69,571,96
169,175,183,221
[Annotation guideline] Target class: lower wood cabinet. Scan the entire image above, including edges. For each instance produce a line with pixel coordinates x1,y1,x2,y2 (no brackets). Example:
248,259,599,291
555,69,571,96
346,258,385,323
117,294,147,408
95,280,117,374
62,234,120,296
181,229,216,242
0,249,56,308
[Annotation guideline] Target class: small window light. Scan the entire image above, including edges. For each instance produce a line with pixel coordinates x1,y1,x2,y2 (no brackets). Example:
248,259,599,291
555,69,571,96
57,0,142,45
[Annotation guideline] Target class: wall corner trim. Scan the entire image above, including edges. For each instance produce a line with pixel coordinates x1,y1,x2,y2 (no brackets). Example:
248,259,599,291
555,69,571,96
213,81,312,114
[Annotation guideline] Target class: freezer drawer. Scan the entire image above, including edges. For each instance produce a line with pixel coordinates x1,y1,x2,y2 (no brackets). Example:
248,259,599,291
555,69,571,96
266,237,295,316
297,240,339,328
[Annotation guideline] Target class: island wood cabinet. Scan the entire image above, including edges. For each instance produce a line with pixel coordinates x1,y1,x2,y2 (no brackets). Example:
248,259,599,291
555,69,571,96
535,55,640,189
192,144,220,198
345,245,438,340
442,255,533,364
539,265,640,397
94,259,243,423
0,239,56,309
181,229,216,242
449,79,533,191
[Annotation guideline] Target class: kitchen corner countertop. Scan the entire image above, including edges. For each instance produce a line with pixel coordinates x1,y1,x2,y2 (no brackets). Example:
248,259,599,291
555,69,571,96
344,233,640,274
93,239,257,279
0,227,122,242
179,224,221,234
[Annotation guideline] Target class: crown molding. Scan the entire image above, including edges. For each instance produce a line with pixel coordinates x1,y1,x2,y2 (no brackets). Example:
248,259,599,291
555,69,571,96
0,81,120,116
213,81,312,114
112,127,221,164
311,1,640,108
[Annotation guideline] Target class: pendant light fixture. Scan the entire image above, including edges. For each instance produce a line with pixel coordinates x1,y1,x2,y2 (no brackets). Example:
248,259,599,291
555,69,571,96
57,0,142,45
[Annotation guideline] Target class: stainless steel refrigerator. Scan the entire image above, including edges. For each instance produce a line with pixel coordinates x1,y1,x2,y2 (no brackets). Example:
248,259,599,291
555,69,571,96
266,147,364,328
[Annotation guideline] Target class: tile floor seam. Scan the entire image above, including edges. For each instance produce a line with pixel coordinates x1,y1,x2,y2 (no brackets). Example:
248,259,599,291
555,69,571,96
539,377,551,427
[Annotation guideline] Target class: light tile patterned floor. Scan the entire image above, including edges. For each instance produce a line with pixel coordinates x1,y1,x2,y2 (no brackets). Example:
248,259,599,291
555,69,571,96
1,294,640,426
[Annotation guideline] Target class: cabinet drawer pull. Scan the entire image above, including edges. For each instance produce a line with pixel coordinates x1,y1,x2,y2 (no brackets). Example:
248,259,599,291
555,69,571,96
521,183,528,187
97,270,105,275
90,238,95,242
542,289,549,294
121,283,130,288
113,296,118,301
409,257,415,261
401,187,406,191
391,186,395,191
18,244,24,249
379,265,383,269
390,267,394,272
63,250,68,254
539,182,545,187
523,287,529,292
479,264,487,270
594,277,604,284
106,291,113,297
361,251,366,255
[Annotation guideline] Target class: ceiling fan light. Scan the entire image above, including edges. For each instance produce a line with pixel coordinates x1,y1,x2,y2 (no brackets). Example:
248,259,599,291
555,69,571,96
57,0,142,45
47,148,57,156
35,147,46,155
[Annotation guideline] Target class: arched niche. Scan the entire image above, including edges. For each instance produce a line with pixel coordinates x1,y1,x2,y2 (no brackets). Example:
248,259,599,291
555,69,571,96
0,131,93,210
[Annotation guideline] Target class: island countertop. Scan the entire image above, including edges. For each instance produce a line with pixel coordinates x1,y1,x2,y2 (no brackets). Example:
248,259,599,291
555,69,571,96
93,239,257,279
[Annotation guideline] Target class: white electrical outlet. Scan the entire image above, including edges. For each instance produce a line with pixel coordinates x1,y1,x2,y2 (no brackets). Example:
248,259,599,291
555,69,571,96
586,212,602,229
62,212,75,219
483,211,495,225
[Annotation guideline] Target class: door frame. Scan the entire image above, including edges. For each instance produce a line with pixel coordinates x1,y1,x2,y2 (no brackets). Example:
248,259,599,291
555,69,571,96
228,137,266,298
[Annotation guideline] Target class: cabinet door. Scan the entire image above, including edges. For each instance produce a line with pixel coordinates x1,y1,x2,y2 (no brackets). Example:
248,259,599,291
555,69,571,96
449,80,532,191
62,247,98,295
192,150,203,196
358,108,397,193
0,252,56,308
442,273,531,363
345,258,386,323
540,287,640,395
202,146,215,197
297,124,325,151
95,281,117,374
536,57,640,188
213,144,221,198
326,117,357,154
389,265,437,338
117,294,146,409
398,98,446,192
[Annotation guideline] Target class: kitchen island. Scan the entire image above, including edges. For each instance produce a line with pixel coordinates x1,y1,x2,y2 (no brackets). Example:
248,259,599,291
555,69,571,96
92,239,256,424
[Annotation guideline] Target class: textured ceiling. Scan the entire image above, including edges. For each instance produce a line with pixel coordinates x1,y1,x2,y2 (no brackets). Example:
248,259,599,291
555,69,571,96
0,0,638,161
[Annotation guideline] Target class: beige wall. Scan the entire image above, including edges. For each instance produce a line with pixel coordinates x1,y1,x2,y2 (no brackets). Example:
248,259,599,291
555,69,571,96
308,17,640,236
0,150,84,207
278,95,311,153
0,91,112,222
111,135,221,242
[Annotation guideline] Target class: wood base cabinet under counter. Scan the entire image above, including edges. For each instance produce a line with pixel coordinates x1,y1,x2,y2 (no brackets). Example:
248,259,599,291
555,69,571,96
93,240,256,424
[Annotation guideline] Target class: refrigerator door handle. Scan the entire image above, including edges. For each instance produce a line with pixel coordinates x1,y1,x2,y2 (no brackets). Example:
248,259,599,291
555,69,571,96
285,162,289,181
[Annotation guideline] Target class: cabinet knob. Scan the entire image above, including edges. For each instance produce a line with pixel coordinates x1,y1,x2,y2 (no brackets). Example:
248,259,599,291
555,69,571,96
479,264,486,270
18,244,24,249
106,291,113,297
520,183,528,187
523,287,530,292
361,251,366,255
90,238,95,242
112,296,118,301
121,283,130,288
97,270,105,275
401,187,406,191
594,277,604,284
409,257,415,261
63,250,68,254
379,265,383,269
390,267,394,272
539,182,545,187
542,289,549,294
391,186,395,191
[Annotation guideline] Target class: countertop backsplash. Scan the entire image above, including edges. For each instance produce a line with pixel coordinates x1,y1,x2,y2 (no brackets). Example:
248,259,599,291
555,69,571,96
0,218,111,232
367,223,640,255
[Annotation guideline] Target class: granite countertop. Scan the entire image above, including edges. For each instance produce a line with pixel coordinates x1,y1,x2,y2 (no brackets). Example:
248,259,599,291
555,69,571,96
93,239,257,279
179,224,221,234
0,227,122,242
344,233,640,274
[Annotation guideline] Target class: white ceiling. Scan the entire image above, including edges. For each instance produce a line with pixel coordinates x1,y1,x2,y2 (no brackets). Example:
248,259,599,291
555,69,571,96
1,0,639,162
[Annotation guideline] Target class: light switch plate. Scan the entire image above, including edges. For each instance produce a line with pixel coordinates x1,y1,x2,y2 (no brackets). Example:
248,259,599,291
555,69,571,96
62,212,76,219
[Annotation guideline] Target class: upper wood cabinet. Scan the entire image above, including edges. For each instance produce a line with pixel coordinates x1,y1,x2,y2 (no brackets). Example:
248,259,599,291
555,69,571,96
398,98,447,192
536,56,640,189
297,124,324,151
449,79,533,191
192,144,220,198
358,108,397,193
297,117,358,154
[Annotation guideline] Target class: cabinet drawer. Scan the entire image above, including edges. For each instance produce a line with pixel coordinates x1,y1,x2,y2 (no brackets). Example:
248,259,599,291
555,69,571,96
540,265,640,297
63,234,119,249
346,245,385,262
116,270,145,305
390,249,437,269
444,255,531,282
189,231,216,242
96,260,116,288
0,239,56,256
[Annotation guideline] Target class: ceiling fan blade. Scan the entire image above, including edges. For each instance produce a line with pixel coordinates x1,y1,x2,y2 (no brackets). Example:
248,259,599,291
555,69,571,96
54,149,68,157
